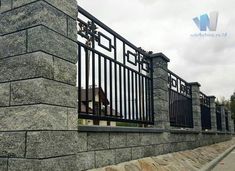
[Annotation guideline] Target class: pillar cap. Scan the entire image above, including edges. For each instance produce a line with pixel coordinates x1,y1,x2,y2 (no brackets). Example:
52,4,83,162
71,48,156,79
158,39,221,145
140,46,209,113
188,82,201,87
150,52,170,62
208,96,216,99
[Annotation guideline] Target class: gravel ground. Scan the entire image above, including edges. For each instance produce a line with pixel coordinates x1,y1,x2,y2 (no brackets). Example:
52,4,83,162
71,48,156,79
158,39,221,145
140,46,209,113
88,138,235,171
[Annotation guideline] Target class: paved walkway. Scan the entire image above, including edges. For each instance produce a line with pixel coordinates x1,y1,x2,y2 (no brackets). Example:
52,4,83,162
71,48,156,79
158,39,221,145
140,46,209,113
212,149,235,171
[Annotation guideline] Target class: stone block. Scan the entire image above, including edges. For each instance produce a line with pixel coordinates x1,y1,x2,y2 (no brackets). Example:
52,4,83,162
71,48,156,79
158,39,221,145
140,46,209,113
0,31,26,58
8,159,41,171
131,146,144,160
76,152,95,171
140,133,154,145
0,1,67,35
0,158,7,171
11,78,77,107
0,132,25,157
95,150,115,168
115,148,131,164
143,145,155,157
67,108,78,130
87,133,109,150
126,133,140,147
0,52,54,82
26,131,87,158
153,88,168,101
0,104,68,130
12,0,77,18
68,17,77,40
110,133,126,148
0,83,10,107
28,25,77,63
0,0,11,13
54,57,76,85
41,155,78,171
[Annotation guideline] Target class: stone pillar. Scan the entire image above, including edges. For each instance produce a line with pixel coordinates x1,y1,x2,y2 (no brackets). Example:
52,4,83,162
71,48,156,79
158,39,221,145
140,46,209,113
189,82,201,131
228,110,232,133
151,53,170,129
0,0,78,130
209,96,217,132
221,106,226,132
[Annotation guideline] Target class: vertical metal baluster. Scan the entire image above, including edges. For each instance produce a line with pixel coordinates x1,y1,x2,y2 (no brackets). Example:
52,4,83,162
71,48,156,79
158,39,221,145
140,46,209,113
119,65,123,119
110,60,113,117
128,70,131,120
123,43,127,119
132,71,135,121
145,77,148,122
142,75,145,121
98,54,101,116
85,48,89,114
78,45,81,116
104,58,107,115
135,72,139,121
114,37,118,118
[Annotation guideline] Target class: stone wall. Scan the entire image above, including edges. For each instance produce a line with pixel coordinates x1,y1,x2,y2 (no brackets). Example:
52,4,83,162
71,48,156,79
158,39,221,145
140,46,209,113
0,0,234,171
0,128,231,171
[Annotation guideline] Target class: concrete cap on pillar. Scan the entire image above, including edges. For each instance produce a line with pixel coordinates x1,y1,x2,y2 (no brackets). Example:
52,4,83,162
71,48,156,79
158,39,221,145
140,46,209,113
188,82,201,87
150,52,170,62
208,96,216,99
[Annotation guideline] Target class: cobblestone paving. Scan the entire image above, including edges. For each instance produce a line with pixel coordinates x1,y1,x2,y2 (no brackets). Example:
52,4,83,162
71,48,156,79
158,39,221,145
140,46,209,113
89,138,235,171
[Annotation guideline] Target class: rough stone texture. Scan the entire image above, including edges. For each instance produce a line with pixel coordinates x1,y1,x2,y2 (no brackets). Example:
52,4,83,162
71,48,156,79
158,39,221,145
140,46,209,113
0,132,25,157
0,83,10,107
0,1,67,35
126,133,140,147
89,138,235,171
0,0,11,13
110,133,127,148
11,78,77,107
0,52,53,82
132,146,144,160
41,155,78,171
28,25,77,63
26,131,87,158
76,151,95,171
221,106,226,132
0,31,26,58
12,0,77,18
68,17,77,40
54,57,77,85
0,158,7,171
115,148,132,164
87,133,109,150
209,96,217,131
152,55,170,129
0,105,68,130
8,159,41,171
67,108,78,130
190,83,202,131
95,150,115,168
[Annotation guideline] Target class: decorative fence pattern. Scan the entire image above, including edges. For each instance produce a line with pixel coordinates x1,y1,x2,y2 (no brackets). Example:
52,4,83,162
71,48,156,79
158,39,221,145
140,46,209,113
168,70,193,128
77,6,154,124
216,105,222,131
200,92,211,130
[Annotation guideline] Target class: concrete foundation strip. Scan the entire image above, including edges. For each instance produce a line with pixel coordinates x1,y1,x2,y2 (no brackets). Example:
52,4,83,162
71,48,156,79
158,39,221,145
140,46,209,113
200,144,235,171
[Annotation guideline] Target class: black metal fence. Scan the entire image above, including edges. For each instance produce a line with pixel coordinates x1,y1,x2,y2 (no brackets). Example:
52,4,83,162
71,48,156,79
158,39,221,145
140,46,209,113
77,6,154,124
200,92,211,130
225,109,229,131
216,105,222,131
168,70,193,128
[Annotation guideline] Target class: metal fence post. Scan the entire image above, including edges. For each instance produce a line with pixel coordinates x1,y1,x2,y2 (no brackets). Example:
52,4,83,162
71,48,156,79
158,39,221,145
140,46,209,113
151,53,170,129
189,82,201,131
209,96,217,132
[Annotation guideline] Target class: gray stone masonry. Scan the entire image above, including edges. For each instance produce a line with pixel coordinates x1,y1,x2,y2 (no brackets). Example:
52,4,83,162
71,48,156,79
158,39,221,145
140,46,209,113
221,105,226,132
209,96,217,131
0,0,78,131
151,53,170,129
228,110,232,133
189,82,202,131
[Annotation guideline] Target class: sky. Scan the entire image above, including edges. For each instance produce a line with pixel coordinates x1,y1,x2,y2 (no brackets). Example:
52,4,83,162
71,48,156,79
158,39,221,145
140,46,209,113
78,0,235,100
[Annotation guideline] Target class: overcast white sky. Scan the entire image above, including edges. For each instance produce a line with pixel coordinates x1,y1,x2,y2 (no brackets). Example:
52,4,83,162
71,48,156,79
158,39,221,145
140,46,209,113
78,0,235,100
